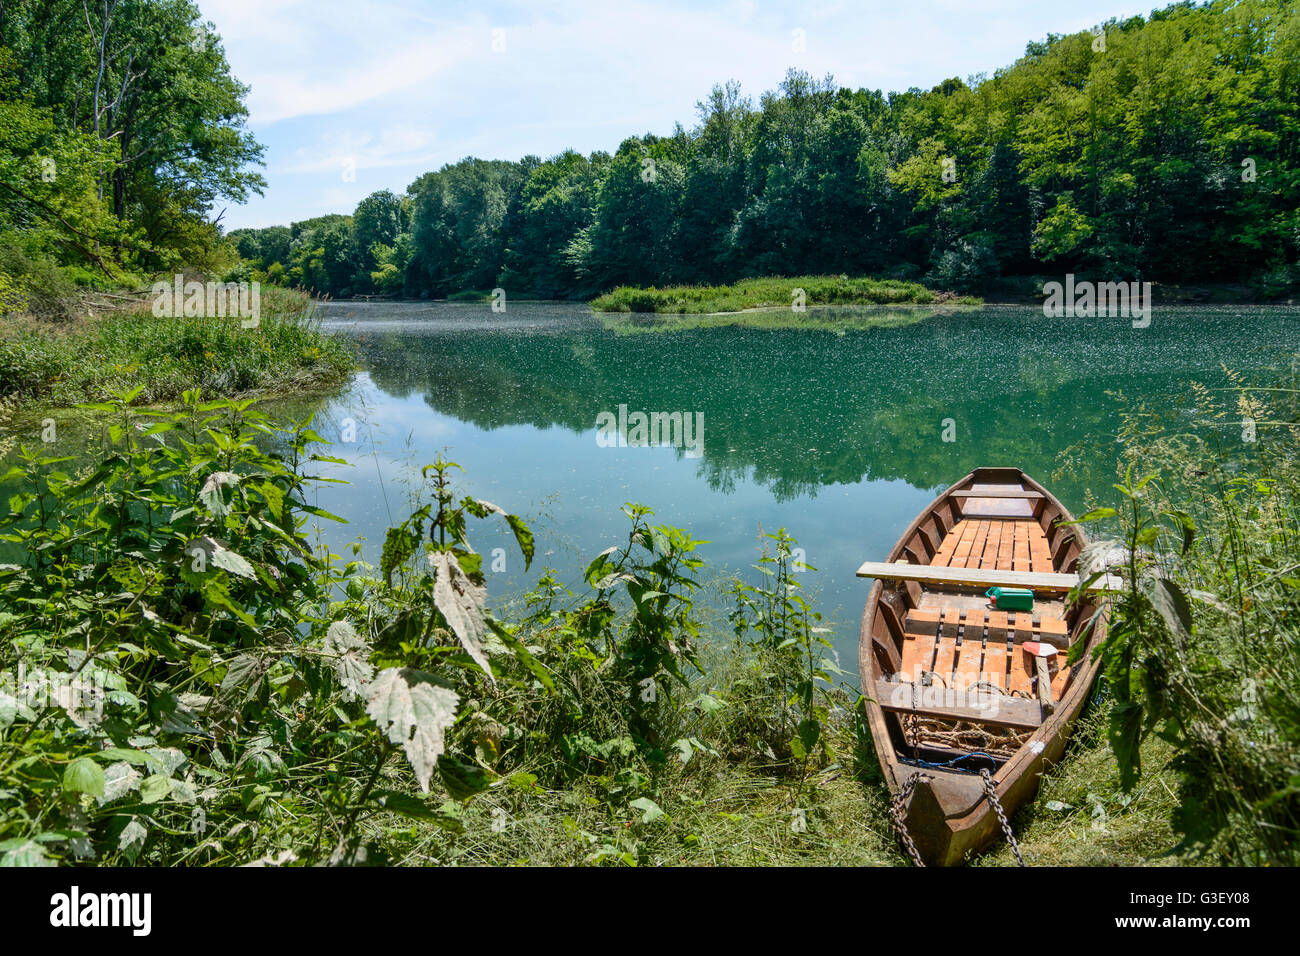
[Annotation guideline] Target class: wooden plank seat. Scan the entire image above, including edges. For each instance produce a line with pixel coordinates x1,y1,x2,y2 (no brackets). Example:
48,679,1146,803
949,489,1045,499
855,560,1122,593
874,677,1044,730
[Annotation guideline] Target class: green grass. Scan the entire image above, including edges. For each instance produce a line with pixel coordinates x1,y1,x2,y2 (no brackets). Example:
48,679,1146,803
591,275,982,314
973,700,1182,866
0,285,356,409
380,684,1183,867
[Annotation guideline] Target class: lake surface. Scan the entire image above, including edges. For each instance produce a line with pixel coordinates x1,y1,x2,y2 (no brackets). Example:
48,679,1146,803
6,301,1296,680
271,300,1296,677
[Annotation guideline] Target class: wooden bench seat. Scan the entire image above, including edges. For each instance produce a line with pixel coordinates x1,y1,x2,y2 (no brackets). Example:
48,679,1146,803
950,489,1045,499
874,677,1044,730
855,560,1122,593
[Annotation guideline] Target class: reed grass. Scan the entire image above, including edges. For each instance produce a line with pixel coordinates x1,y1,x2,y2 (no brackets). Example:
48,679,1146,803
0,285,355,408
591,275,981,314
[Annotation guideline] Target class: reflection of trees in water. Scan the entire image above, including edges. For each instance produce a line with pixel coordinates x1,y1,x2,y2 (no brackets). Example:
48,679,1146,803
601,305,974,336
342,316,1224,505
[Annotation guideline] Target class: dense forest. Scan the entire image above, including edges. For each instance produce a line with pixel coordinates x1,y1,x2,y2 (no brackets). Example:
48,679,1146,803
0,0,261,317
3,0,1297,305
230,0,1300,300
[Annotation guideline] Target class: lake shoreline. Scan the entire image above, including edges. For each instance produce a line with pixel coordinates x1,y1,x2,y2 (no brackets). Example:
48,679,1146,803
0,286,357,418
313,279,1295,311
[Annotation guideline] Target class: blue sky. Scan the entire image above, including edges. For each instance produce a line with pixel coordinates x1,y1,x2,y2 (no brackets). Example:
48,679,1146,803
203,0,1152,231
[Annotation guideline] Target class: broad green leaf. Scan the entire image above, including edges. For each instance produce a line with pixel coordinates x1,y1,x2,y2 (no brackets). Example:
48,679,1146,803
93,748,160,768
437,755,493,801
1146,577,1193,641
629,797,664,824
199,471,239,519
0,840,55,867
99,762,142,805
220,653,267,697
139,774,172,804
505,514,534,570
584,546,619,586
365,668,459,793
373,790,441,820
429,549,494,683
373,791,463,831
118,818,147,860
1109,700,1144,792
692,694,725,713
0,691,19,729
798,718,821,754
63,757,105,797
210,545,256,580
324,620,374,700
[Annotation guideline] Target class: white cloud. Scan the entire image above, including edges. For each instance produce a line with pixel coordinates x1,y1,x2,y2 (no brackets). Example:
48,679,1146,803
277,127,441,175
202,0,488,124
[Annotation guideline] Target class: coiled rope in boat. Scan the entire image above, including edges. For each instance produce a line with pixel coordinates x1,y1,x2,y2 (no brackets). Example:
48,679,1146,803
889,685,1027,866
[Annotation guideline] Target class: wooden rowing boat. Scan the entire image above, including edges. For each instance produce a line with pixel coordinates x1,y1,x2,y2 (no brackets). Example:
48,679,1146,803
857,466,1109,866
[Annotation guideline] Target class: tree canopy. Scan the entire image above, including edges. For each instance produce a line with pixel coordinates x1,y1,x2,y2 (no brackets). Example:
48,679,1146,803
0,0,264,277
233,1,1300,299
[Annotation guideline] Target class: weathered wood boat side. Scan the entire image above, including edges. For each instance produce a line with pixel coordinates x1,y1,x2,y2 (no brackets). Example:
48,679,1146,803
857,466,1108,866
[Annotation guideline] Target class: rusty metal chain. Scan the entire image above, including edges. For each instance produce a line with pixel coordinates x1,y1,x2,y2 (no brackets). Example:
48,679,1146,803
980,768,1025,866
889,771,928,867
904,678,921,763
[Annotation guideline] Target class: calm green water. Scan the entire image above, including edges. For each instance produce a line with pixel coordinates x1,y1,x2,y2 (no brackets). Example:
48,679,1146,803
7,301,1297,677
280,300,1295,674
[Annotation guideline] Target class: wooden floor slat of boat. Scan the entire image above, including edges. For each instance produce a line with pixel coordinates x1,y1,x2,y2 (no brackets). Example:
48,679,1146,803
952,628,983,686
899,633,936,683
984,619,1009,690
930,535,953,566
932,518,1055,574
950,521,977,569
997,521,1014,569
1014,521,1030,572
973,523,988,567
981,522,1003,568
1008,641,1033,695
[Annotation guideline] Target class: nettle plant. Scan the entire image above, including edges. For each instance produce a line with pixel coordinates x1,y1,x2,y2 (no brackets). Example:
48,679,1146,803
1070,468,1198,793
579,505,707,764
493,504,716,825
0,390,534,865
728,529,842,794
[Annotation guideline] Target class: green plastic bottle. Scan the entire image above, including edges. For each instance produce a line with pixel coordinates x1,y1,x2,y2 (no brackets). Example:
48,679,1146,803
986,586,1034,611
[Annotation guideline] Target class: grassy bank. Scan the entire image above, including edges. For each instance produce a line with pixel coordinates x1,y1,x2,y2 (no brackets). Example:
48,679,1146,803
1053,367,1300,864
591,276,981,314
0,285,356,410
6,361,1296,867
0,388,1173,867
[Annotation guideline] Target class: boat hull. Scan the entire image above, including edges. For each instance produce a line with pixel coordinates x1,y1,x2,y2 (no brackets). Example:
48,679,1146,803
858,467,1107,866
